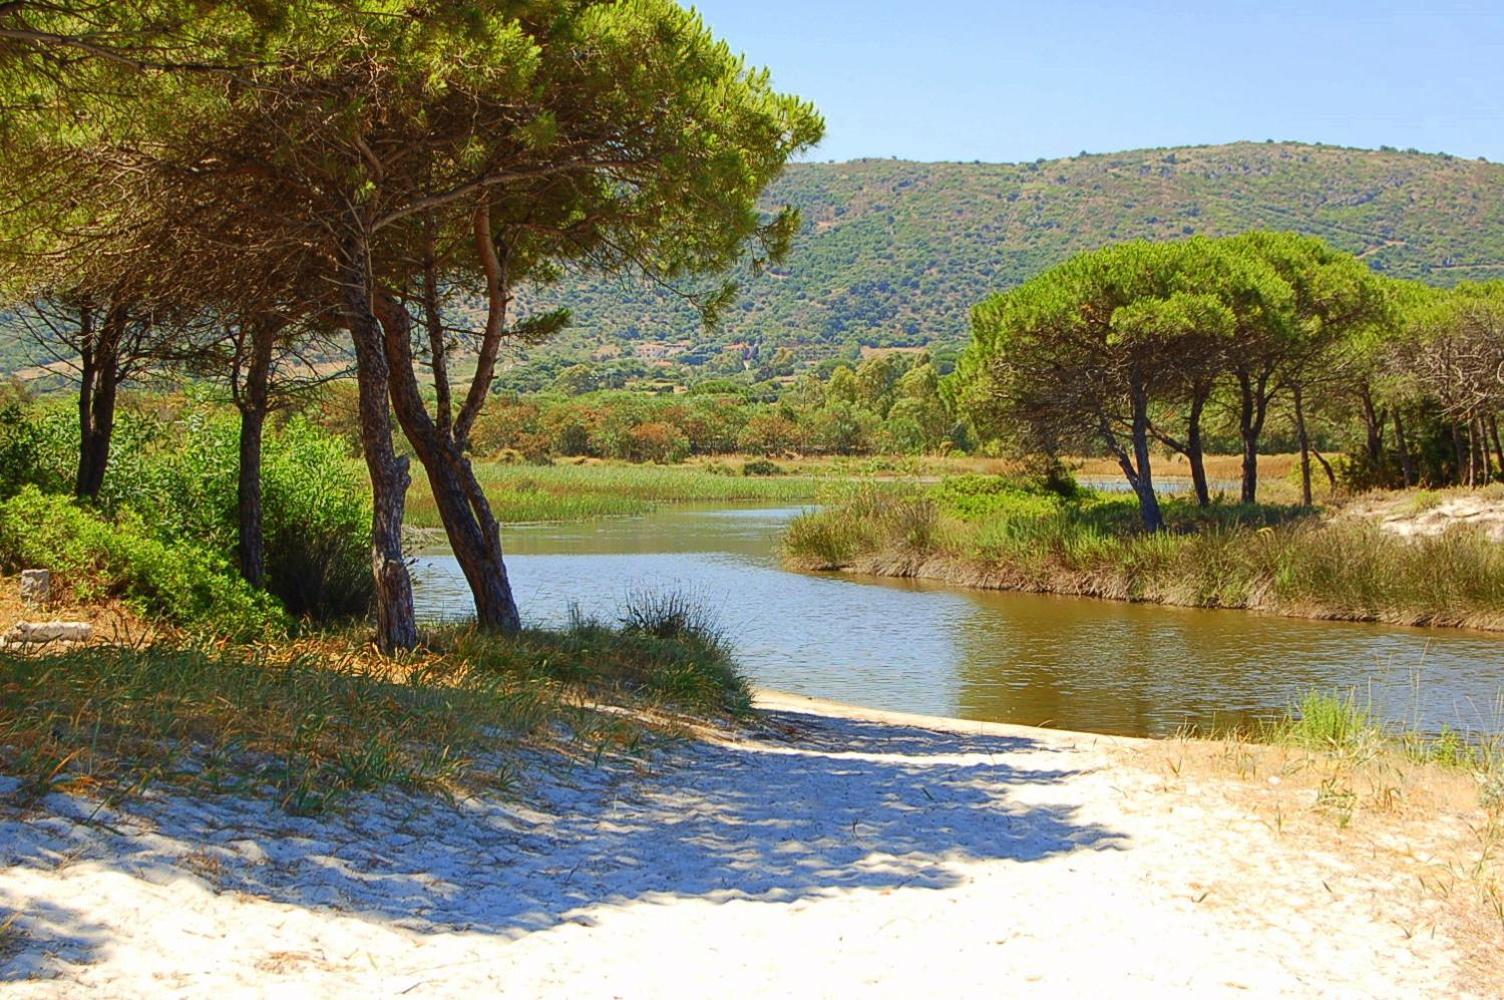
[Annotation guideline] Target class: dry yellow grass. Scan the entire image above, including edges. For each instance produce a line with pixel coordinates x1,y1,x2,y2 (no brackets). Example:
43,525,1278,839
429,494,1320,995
0,574,164,648
1139,734,1504,987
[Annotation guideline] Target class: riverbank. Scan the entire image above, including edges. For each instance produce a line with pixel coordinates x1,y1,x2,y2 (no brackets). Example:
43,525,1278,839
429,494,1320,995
783,483,1504,632
2,690,1498,996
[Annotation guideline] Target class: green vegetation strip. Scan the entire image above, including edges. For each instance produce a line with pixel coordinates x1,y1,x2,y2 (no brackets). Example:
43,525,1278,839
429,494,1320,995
405,462,828,527
783,475,1504,630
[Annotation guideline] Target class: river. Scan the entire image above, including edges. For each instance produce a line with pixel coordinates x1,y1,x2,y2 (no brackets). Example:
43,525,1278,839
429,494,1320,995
411,504,1504,739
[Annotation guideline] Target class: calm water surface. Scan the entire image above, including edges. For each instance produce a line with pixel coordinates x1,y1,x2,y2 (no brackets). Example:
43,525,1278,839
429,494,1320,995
412,505,1504,738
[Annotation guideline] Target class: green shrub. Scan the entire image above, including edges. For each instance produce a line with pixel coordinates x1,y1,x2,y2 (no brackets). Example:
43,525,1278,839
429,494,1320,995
741,457,782,477
259,420,373,620
0,487,286,638
0,401,373,622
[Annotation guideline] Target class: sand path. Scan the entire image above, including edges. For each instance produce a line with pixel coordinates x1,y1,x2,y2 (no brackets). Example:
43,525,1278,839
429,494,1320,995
0,692,1491,998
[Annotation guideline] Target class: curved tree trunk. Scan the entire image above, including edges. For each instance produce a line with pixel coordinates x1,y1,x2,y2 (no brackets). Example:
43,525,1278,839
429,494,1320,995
373,292,520,634
340,234,418,653
1130,388,1164,532
1107,377,1164,533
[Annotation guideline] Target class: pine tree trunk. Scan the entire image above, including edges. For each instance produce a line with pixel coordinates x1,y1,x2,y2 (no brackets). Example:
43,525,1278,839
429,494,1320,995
1489,416,1504,483
1130,381,1164,532
1451,423,1467,486
238,404,267,587
75,304,122,500
1237,372,1261,504
1294,382,1313,506
1393,411,1415,487
235,319,275,588
340,235,418,653
1186,388,1210,507
1359,387,1384,472
374,294,520,634
1476,417,1492,483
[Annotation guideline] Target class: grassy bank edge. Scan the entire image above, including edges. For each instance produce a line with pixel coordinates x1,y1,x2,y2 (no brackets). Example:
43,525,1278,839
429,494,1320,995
786,548,1504,633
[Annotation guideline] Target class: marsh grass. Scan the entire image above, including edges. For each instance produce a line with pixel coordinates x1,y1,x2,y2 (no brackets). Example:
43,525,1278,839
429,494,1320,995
783,479,1504,630
1272,691,1382,754
405,461,829,526
0,604,750,816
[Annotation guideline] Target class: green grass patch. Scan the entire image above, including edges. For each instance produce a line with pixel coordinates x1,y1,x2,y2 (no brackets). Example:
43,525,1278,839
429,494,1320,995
406,461,829,527
1274,691,1380,753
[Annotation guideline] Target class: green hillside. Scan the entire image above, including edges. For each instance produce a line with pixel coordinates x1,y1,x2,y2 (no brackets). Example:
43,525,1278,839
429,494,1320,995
507,141,1504,365
7,142,1504,380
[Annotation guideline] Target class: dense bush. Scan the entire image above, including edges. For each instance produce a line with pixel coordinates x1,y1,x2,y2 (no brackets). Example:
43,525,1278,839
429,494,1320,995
0,486,286,638
260,420,374,619
0,399,372,623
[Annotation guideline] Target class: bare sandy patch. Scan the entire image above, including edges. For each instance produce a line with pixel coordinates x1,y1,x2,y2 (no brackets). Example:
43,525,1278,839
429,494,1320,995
1342,488,1504,542
0,691,1498,997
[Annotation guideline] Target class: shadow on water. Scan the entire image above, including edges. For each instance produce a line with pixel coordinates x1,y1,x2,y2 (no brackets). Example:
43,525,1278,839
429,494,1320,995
0,711,1122,975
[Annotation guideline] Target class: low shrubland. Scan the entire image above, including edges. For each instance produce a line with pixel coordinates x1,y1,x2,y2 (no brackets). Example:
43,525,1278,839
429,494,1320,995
784,475,1504,630
0,488,286,639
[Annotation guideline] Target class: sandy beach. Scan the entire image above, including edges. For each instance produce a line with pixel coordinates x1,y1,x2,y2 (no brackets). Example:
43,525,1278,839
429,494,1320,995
1,690,1498,998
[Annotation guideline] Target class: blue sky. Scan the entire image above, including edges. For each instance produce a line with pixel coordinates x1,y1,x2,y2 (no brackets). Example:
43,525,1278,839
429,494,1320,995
692,0,1504,163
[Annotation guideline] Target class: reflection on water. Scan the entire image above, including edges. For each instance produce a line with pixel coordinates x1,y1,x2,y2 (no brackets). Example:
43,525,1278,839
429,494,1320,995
412,505,1504,738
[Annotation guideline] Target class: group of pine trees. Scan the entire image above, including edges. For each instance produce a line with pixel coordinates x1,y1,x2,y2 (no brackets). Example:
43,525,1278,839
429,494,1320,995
954,233,1504,530
0,2,822,649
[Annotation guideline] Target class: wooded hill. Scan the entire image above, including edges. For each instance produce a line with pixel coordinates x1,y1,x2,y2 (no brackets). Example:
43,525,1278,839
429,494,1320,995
507,142,1504,363
6,142,1503,378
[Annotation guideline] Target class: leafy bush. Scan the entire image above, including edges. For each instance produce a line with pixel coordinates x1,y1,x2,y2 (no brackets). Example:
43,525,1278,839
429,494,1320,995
0,400,372,622
0,487,286,638
260,420,374,619
741,457,782,477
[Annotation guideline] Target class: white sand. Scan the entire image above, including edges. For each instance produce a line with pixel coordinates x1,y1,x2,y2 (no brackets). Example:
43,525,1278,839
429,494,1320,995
1344,492,1504,542
0,691,1491,998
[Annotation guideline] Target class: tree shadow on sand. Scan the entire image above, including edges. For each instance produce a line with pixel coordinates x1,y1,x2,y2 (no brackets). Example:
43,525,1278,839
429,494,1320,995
0,708,1125,976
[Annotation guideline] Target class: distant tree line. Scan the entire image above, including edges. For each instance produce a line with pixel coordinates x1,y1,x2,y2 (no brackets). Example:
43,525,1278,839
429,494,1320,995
453,350,957,463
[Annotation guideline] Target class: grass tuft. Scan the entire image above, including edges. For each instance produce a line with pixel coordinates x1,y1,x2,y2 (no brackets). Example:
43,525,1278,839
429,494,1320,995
1274,691,1380,753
